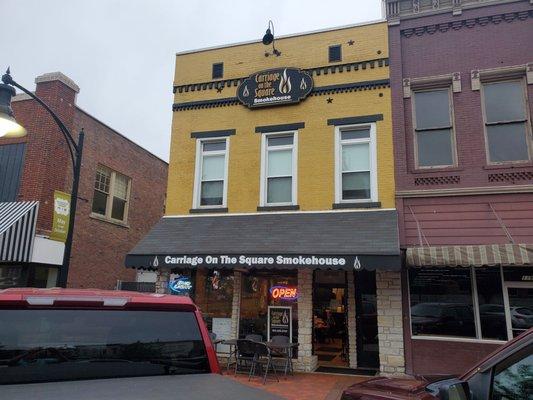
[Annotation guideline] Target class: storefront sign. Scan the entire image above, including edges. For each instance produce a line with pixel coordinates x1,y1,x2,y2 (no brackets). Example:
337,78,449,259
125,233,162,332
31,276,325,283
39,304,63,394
269,285,298,301
237,68,313,108
50,190,70,242
169,276,193,295
267,306,292,342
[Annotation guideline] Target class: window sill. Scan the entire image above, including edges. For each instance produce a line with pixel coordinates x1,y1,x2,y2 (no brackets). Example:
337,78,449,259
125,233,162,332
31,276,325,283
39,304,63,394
332,202,381,209
410,166,463,174
90,213,130,228
257,205,300,212
483,162,533,171
189,207,228,214
411,335,506,345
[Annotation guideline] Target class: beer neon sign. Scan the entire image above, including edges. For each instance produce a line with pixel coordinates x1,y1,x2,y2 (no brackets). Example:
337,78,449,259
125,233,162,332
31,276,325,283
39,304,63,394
269,285,298,301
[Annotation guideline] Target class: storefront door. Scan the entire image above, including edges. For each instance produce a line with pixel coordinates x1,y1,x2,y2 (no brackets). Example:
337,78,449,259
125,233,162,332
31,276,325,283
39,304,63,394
503,282,533,339
355,270,379,369
313,271,348,367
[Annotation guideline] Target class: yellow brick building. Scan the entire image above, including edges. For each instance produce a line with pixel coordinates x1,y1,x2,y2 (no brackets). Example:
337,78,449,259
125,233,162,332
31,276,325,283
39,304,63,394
167,21,394,214
128,21,404,375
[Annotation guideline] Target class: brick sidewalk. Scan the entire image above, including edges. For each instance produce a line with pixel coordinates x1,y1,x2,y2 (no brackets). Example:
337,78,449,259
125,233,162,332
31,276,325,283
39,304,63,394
224,371,369,400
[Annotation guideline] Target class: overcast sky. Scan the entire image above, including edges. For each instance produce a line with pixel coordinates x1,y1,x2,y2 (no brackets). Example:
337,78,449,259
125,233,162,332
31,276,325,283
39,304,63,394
2,0,382,161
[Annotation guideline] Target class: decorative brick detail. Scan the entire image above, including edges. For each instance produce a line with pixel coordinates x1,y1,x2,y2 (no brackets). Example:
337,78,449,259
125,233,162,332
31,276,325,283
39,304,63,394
488,171,533,184
230,271,242,339
401,10,533,37
414,175,460,185
155,270,170,294
376,271,405,375
347,271,357,368
294,269,318,372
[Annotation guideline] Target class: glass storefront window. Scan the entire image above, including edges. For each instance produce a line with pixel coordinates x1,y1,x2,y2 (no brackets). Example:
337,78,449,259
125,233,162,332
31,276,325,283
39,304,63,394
409,268,476,338
192,269,234,331
239,270,298,346
476,268,507,340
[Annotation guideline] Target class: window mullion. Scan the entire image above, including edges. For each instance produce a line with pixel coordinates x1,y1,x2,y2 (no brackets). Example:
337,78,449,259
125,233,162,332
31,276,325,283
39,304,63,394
107,172,115,219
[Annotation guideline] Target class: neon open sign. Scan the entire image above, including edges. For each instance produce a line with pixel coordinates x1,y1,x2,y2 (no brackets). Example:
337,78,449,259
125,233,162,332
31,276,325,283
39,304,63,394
269,285,298,301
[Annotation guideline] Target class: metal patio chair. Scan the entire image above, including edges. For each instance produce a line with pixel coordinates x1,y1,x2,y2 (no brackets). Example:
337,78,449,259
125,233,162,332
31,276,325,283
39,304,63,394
270,335,293,376
245,333,263,342
250,341,279,384
234,339,257,375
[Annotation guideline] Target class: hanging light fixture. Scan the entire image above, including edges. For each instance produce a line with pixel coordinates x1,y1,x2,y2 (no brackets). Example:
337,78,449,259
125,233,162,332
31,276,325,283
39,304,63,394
262,20,281,57
0,75,27,138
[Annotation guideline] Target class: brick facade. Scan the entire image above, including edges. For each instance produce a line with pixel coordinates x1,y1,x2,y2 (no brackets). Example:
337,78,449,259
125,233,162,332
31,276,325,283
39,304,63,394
387,0,533,375
1,73,168,289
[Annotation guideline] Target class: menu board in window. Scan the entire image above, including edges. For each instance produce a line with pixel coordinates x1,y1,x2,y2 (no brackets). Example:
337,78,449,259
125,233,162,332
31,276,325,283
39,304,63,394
267,306,292,342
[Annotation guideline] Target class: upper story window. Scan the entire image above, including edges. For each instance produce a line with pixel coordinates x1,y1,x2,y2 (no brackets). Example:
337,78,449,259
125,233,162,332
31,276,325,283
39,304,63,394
335,124,377,203
413,88,456,168
212,63,223,79
481,80,531,164
194,139,228,208
91,165,131,223
329,45,342,63
260,133,297,206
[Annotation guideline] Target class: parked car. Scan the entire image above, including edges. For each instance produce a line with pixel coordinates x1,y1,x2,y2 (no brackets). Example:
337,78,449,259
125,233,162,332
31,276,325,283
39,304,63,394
0,288,281,400
341,328,532,400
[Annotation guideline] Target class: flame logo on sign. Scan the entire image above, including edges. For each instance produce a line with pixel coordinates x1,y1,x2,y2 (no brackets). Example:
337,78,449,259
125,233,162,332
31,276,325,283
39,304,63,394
282,311,289,324
279,69,292,94
242,85,250,97
153,256,159,267
300,78,307,90
353,257,361,270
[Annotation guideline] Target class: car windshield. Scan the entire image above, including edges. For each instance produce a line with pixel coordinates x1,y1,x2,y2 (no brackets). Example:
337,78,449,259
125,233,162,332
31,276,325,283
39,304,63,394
0,309,209,384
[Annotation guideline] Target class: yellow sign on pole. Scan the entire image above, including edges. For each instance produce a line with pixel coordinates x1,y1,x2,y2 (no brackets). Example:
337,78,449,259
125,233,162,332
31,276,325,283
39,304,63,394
50,190,71,242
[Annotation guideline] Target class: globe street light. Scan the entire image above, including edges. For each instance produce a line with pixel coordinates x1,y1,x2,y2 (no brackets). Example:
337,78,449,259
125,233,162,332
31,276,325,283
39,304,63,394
0,68,84,288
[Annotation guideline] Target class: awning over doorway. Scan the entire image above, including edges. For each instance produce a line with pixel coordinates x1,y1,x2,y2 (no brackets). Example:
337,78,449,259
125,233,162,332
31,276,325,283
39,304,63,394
0,201,39,263
126,210,400,271
406,244,533,268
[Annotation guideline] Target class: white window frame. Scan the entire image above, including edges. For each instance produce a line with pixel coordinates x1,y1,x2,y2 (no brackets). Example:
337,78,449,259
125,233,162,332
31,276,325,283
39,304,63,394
91,165,132,224
259,131,298,207
334,123,378,204
192,137,230,209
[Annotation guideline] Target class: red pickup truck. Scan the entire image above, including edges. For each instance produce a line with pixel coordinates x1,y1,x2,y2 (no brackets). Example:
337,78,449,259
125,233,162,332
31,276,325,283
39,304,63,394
341,328,532,400
0,288,282,400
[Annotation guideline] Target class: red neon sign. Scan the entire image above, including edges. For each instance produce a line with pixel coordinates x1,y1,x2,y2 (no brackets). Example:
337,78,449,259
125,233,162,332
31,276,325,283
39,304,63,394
269,285,298,301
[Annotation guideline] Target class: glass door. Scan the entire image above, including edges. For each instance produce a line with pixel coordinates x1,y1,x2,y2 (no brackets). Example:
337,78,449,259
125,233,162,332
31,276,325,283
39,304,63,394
504,283,533,338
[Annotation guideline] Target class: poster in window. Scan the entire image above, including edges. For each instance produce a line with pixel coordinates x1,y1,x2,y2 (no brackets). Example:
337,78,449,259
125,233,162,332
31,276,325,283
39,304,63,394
268,306,292,342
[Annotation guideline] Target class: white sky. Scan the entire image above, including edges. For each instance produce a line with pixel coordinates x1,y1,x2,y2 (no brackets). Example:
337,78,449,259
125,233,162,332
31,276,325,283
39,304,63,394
1,0,382,161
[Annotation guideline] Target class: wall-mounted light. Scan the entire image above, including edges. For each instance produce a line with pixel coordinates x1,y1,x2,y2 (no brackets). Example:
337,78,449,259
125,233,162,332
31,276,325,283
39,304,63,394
263,20,281,57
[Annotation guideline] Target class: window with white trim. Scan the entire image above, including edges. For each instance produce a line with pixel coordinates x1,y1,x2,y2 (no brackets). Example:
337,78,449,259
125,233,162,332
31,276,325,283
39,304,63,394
91,165,131,223
194,138,228,208
335,124,377,203
481,79,531,164
413,88,456,168
261,133,297,206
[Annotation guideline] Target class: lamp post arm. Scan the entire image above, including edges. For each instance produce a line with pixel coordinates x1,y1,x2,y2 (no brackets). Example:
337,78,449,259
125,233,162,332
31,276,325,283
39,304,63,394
2,72,79,165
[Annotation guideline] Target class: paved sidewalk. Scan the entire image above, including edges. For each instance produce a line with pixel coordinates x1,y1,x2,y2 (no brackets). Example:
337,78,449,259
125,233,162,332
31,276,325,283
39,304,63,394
224,371,369,400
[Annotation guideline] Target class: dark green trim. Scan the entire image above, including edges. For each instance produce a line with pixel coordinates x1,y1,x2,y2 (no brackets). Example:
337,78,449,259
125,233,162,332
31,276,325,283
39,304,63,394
189,207,228,214
327,114,384,126
257,205,300,212
190,129,236,139
255,123,305,133
332,202,381,209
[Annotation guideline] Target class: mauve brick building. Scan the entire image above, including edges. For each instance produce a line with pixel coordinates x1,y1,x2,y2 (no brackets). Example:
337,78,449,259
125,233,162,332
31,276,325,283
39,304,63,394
0,72,167,289
384,0,533,375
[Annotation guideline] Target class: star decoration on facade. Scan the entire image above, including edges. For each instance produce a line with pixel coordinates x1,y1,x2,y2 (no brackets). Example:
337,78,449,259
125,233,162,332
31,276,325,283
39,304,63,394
216,86,223,93
327,97,333,103
347,40,355,46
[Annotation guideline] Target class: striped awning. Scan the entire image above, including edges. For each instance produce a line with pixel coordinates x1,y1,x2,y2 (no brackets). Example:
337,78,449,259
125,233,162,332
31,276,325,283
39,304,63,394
406,244,533,268
0,201,39,263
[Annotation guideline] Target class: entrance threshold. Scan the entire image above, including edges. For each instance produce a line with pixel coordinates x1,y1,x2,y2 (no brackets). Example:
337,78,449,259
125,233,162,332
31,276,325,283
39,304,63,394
314,366,377,376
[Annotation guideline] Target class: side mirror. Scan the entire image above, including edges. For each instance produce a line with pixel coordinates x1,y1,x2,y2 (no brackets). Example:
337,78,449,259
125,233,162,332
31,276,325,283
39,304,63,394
437,379,471,400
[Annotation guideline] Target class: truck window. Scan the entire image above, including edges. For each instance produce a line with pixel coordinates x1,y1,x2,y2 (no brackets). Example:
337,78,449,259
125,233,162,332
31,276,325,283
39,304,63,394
0,309,210,384
491,346,532,400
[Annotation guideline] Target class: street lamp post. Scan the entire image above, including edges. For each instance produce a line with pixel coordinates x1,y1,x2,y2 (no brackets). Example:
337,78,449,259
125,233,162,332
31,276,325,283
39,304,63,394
0,68,84,288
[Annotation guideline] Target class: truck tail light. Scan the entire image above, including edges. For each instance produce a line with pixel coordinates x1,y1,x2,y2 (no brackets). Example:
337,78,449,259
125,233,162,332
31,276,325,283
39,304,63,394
25,296,129,307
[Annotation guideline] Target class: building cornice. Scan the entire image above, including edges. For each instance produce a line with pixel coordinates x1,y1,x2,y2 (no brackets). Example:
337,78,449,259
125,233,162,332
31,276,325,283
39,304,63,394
173,58,389,94
172,79,390,112
396,184,533,198
400,9,532,37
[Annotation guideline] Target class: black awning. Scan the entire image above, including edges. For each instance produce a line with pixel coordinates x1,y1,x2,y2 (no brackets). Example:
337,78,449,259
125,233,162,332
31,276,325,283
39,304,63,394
126,210,401,271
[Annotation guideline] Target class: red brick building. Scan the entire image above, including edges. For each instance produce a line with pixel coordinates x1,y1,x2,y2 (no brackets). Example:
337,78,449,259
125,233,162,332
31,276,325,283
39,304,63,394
385,0,533,376
0,72,167,289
